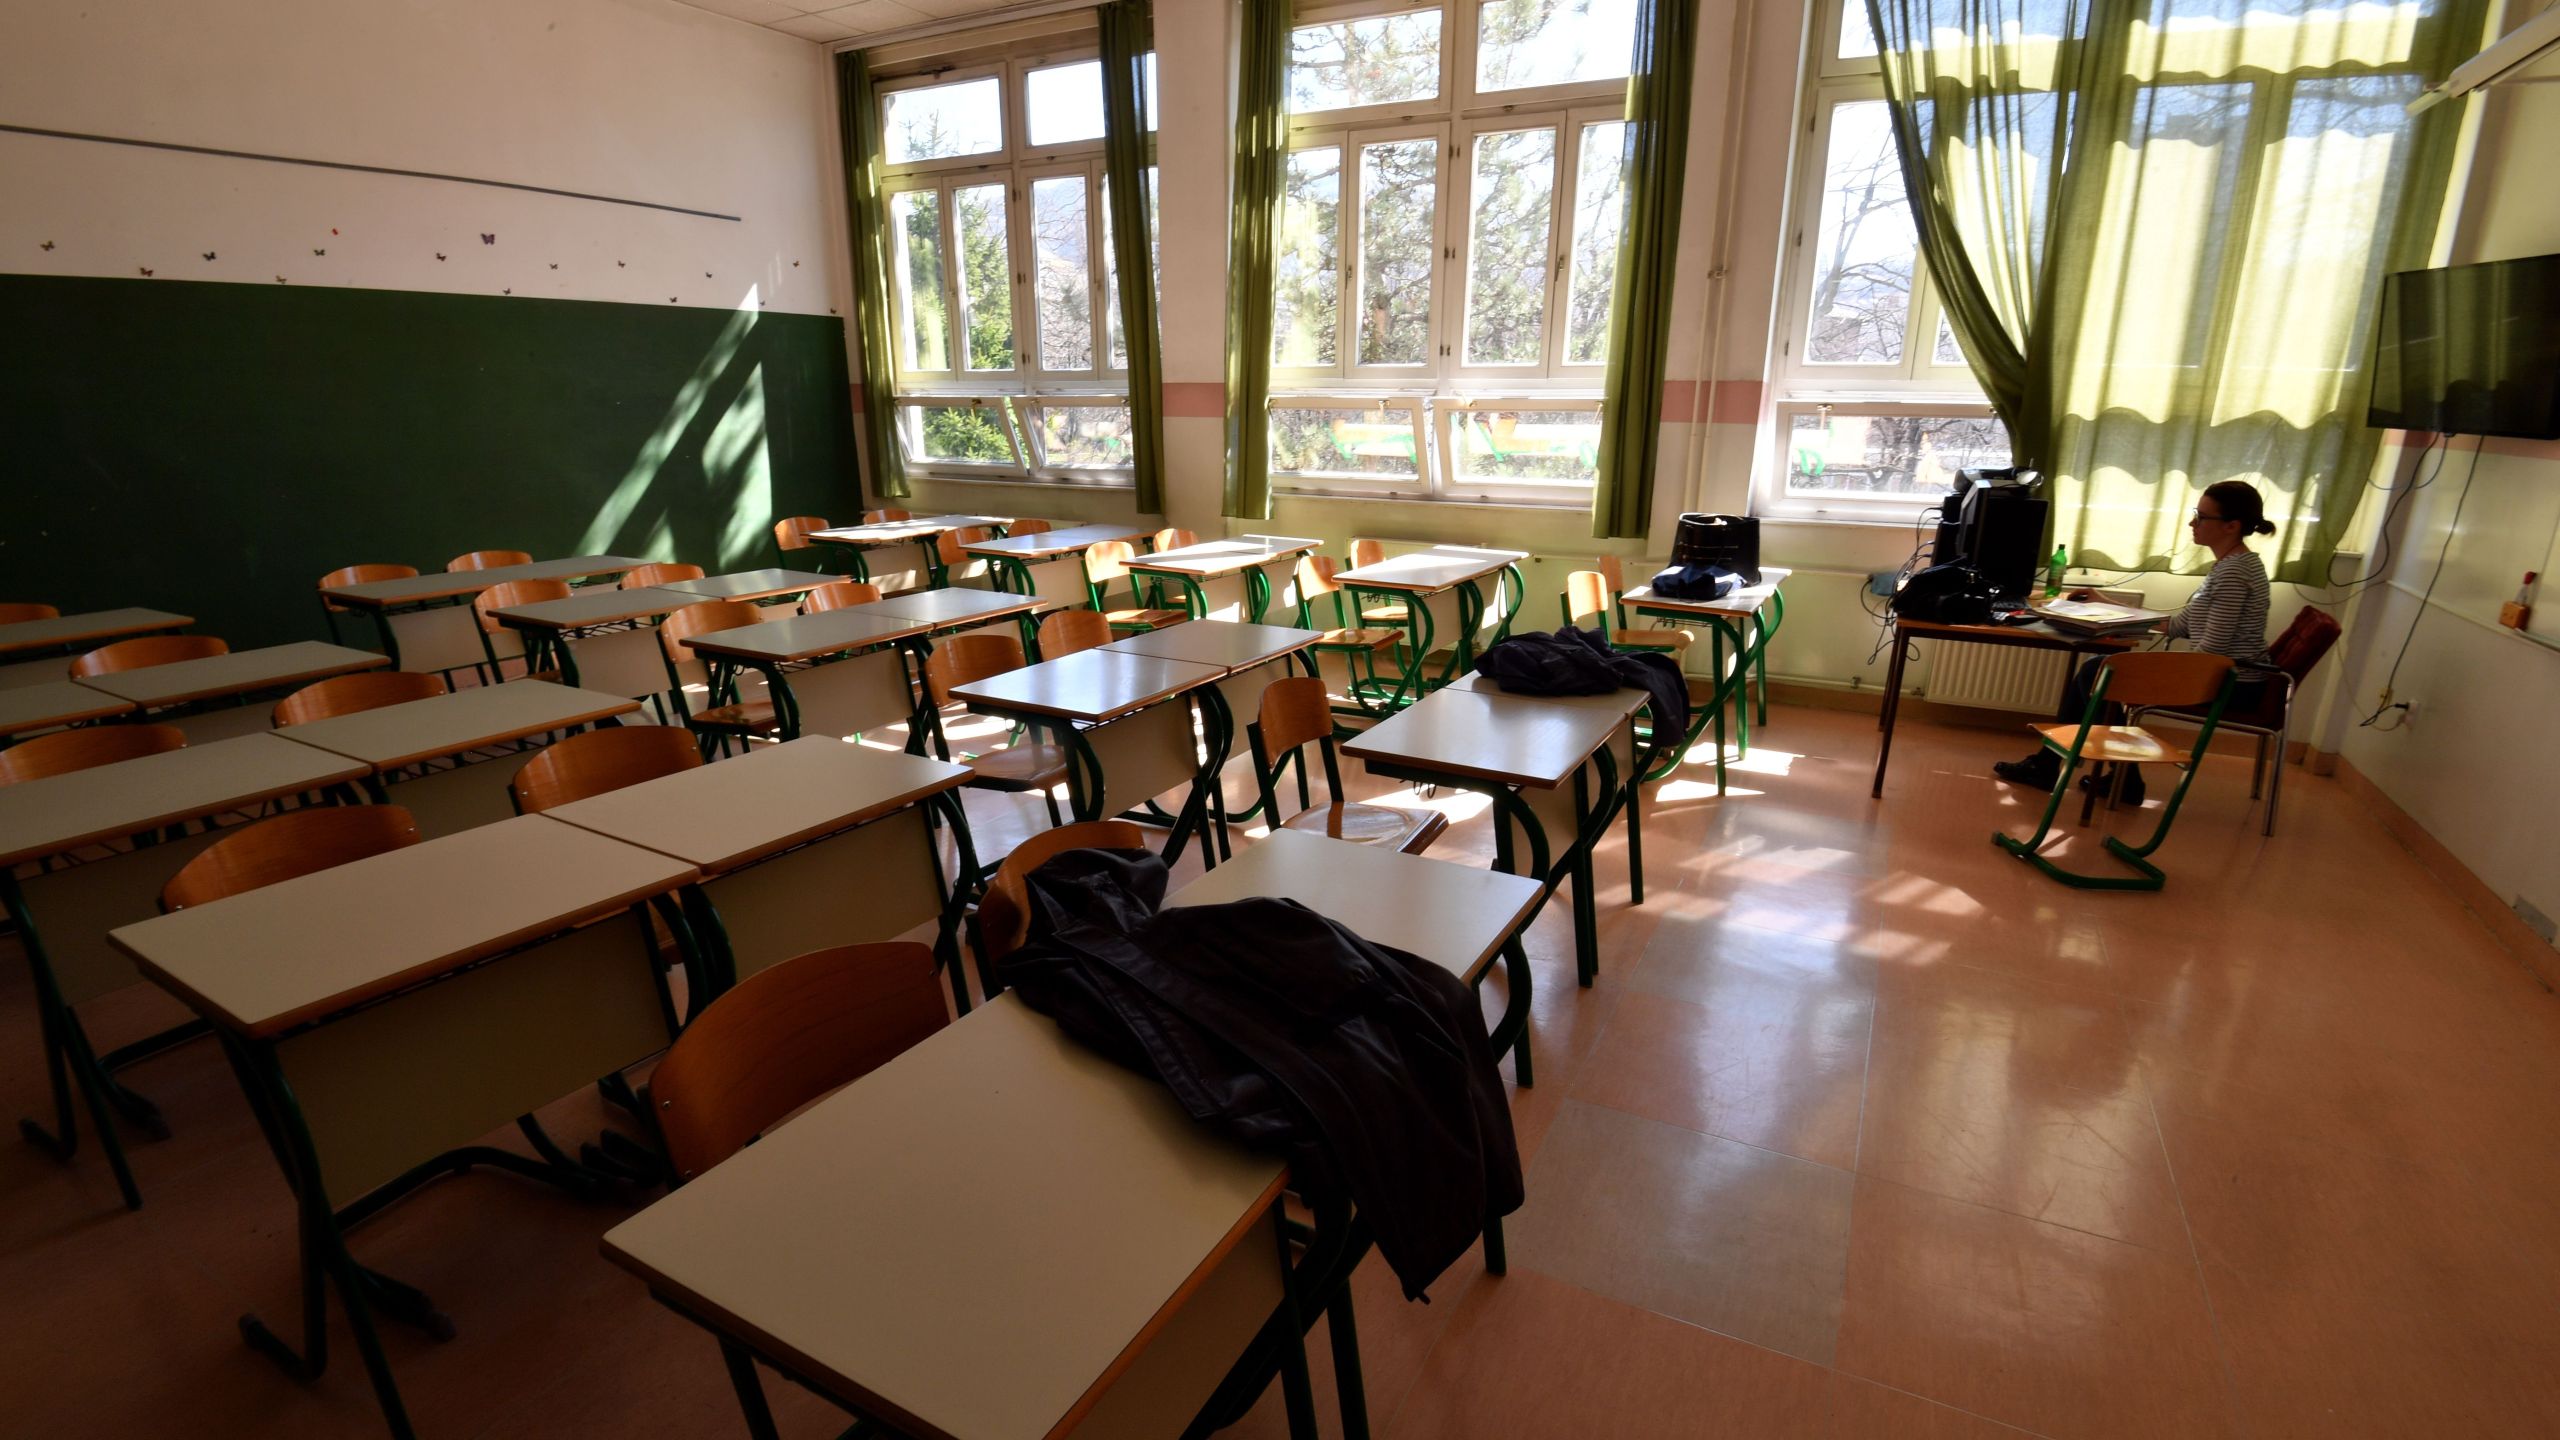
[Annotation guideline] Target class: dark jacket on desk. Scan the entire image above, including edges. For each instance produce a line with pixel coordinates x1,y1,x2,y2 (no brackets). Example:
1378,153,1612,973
997,848,1522,1301
1476,625,1690,757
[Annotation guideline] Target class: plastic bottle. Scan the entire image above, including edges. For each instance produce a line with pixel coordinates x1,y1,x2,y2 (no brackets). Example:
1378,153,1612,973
2045,545,2068,597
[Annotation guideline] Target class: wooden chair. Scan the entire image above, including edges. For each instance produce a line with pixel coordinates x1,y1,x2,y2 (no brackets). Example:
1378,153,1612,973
273,671,447,727
1292,555,1403,689
772,516,830,555
620,562,706,590
649,941,948,1182
1006,518,1053,537
931,526,996,589
660,600,780,755
447,549,532,572
801,580,884,613
1995,652,2237,891
0,602,60,625
976,820,1149,980
510,725,703,813
473,579,569,682
317,564,418,645
861,508,912,524
160,805,423,911
1036,608,1113,660
1561,570,1691,655
1345,539,1410,626
1152,527,1196,552
69,635,227,677
923,634,1069,827
1081,540,1189,633
0,723,186,785
1250,676,1445,854
2127,606,2342,837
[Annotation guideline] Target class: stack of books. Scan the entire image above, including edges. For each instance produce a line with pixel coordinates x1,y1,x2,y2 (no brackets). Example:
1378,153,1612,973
2029,598,2168,635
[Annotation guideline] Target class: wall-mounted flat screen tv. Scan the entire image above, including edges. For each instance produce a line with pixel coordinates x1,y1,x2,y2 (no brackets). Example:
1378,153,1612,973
2367,253,2560,440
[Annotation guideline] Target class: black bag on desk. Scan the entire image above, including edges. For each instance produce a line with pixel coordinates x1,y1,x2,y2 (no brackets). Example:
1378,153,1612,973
1670,513,1760,583
1890,562,1999,625
1477,627,1691,752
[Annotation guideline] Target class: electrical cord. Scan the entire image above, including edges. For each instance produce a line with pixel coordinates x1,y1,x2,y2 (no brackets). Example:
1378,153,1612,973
2299,431,2449,607
2360,435,2483,727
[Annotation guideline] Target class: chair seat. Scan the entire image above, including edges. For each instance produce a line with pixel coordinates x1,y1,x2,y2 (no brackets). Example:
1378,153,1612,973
1280,801,1448,855
689,701,780,733
1105,608,1192,632
1609,628,1691,652
2031,723,2190,766
961,743,1069,791
1359,604,1411,624
1314,627,1402,652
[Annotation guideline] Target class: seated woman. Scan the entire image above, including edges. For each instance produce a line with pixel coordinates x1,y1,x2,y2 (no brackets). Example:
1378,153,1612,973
1993,479,2276,804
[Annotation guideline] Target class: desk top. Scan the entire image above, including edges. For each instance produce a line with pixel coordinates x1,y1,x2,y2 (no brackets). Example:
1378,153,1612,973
1442,670,1650,721
492,586,697,632
320,556,644,609
1892,614,2143,650
962,523,1150,560
1335,546,1527,595
806,515,1014,548
110,813,694,1038
1168,831,1539,986
1621,567,1792,618
1125,536,1322,578
658,570,838,604
74,641,388,709
951,649,1222,725
275,680,639,770
1344,687,1623,789
1101,621,1321,677
600,992,1286,1440
0,732,370,867
0,608,194,657
543,736,968,874
684,609,932,665
0,680,135,739
856,588,1047,628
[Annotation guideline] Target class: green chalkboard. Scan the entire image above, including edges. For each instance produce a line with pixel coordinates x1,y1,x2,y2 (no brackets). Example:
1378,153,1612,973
0,274,861,648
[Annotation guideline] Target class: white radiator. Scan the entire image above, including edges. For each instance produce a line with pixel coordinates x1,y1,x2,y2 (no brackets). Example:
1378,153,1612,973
1925,639,2069,712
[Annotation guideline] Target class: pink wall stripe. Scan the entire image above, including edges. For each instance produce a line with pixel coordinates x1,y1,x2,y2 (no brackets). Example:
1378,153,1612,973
1658,379,1766,425
1162,381,1226,419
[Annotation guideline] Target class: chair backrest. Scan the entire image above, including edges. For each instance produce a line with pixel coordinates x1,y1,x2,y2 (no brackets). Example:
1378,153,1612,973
862,508,913,524
801,580,884,613
1595,555,1629,593
160,804,423,912
0,602,60,625
620,562,706,590
772,516,830,553
447,550,532,572
650,941,950,1181
1007,518,1053,537
474,578,571,633
273,671,447,727
1350,538,1387,570
510,725,703,813
659,600,764,668
1295,554,1343,601
2098,652,2234,710
1562,570,1612,626
1037,608,1113,659
922,632,1027,705
2268,606,2343,684
979,820,1149,962
1085,539,1137,585
69,635,228,677
1256,674,1335,759
317,564,419,614
1153,527,1197,553
0,723,187,785
936,525,996,567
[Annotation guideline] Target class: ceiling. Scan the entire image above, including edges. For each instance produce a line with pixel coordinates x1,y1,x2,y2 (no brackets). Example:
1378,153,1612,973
668,0,1032,45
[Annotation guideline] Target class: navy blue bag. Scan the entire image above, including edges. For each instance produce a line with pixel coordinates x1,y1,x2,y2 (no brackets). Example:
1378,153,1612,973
1648,563,1738,602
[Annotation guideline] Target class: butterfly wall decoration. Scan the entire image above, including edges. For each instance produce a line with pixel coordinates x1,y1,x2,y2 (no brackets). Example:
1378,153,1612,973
481,233,496,244
202,251,216,261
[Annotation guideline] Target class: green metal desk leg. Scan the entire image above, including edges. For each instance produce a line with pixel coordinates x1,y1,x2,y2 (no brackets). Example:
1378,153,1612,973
3,871,146,1209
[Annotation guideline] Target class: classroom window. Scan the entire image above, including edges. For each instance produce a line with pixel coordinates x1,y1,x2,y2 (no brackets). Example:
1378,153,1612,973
1777,403,2011,500
878,47,1157,486
1271,0,1635,505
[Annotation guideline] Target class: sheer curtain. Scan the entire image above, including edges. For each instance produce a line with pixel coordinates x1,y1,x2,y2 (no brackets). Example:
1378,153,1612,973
1869,0,2486,581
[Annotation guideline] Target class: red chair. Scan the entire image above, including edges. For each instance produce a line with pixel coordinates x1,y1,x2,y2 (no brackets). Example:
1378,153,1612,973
2128,606,2342,835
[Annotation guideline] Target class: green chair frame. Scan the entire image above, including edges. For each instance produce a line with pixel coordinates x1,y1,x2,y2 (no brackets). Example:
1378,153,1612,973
1993,656,2237,891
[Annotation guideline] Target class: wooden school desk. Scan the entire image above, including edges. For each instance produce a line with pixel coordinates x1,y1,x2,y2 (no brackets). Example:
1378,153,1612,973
803,514,1013,589
487,584,701,699
1870,616,2141,798
0,680,133,744
966,522,1153,613
601,992,1337,1440
274,679,640,836
1125,536,1323,623
856,585,1048,646
111,813,697,1440
680,608,934,746
1344,684,1638,990
319,555,642,673
949,648,1229,866
0,733,369,1208
540,736,977,1008
656,569,838,604
1103,621,1325,851
0,607,194,664
1331,546,1529,713
74,640,389,742
1620,568,1791,792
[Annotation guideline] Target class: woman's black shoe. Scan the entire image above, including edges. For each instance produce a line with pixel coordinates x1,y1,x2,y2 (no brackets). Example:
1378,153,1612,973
1993,752,2061,788
2078,765,2148,805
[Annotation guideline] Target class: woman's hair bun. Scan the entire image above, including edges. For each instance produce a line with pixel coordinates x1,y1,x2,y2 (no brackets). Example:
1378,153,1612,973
2252,518,2276,536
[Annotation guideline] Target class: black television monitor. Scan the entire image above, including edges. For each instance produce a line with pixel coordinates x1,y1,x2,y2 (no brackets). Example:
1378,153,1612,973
2367,254,2560,440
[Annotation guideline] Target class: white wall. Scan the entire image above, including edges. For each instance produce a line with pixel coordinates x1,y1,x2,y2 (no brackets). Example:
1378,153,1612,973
0,0,847,320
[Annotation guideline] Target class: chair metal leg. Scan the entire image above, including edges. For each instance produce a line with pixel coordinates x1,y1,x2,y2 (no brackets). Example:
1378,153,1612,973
718,1339,785,1440
2263,735,2284,837
2251,733,2267,800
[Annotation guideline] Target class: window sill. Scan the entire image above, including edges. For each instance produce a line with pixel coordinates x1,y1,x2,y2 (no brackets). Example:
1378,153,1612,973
1273,488,1592,514
907,472,1138,492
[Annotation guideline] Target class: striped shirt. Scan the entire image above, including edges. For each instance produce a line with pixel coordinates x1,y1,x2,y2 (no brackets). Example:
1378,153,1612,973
2164,548,2272,668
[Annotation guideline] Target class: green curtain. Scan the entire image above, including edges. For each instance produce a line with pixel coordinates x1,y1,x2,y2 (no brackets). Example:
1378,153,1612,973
1222,0,1293,521
835,50,909,501
1589,0,1699,540
1868,0,2486,582
1099,0,1166,515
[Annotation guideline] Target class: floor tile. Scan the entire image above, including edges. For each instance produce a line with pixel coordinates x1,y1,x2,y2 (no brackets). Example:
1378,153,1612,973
1574,977,1870,1169
1824,1373,2046,1438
